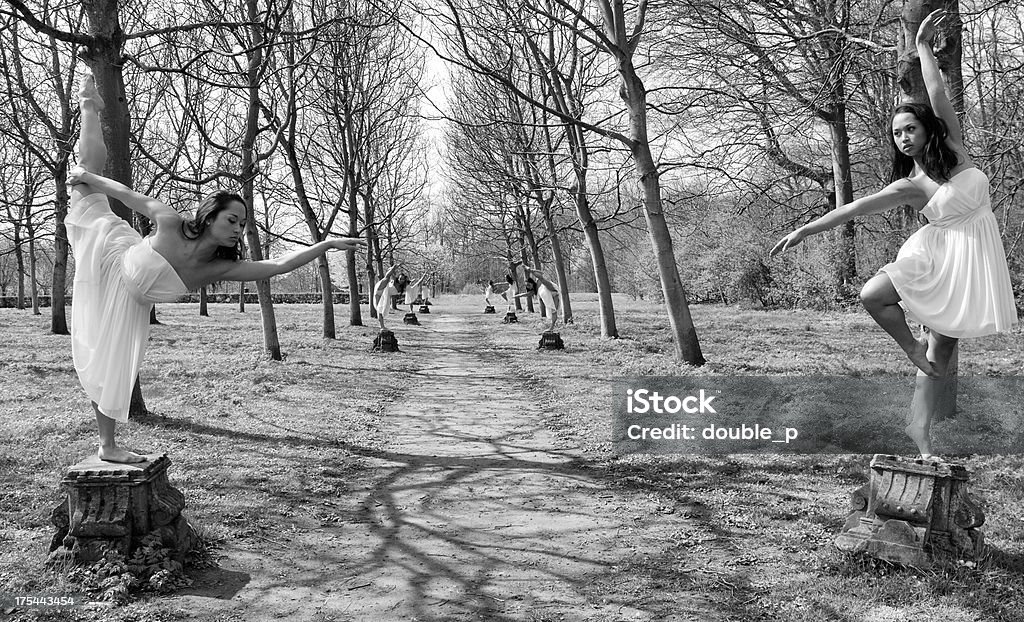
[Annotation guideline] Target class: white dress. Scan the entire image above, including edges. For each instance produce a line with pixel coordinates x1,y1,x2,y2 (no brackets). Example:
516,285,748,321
881,168,1017,338
374,278,398,316
537,282,559,321
65,193,189,422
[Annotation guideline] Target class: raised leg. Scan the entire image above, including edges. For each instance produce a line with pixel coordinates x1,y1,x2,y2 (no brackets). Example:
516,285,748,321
77,73,106,175
94,402,146,463
860,272,937,377
905,330,959,457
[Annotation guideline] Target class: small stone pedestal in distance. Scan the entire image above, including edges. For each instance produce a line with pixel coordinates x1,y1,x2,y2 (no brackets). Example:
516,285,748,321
49,454,196,564
538,331,564,350
483,306,496,314
834,454,985,568
372,329,400,352
502,312,518,324
403,313,420,325
419,305,430,314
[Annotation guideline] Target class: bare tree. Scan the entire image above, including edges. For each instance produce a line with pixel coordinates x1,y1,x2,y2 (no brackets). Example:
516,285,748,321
418,0,704,364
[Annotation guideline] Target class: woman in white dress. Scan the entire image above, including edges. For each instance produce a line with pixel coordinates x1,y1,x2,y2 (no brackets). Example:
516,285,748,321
525,267,562,331
66,73,363,463
405,273,427,311
771,11,1017,457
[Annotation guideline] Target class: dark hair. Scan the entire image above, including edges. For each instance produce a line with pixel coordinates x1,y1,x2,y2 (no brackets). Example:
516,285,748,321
183,191,245,261
889,103,959,183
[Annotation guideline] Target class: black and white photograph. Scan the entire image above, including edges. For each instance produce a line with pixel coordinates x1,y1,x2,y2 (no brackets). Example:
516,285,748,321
1,0,1023,620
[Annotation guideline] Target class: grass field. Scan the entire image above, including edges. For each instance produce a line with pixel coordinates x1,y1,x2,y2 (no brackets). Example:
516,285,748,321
1,294,1022,621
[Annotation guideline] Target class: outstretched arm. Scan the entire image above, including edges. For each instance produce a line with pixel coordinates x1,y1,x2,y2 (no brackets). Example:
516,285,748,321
216,238,364,282
68,167,181,227
916,10,963,145
770,179,927,256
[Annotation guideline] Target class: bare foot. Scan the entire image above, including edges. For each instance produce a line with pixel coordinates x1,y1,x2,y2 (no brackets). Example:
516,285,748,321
79,72,105,110
906,338,938,377
98,445,147,464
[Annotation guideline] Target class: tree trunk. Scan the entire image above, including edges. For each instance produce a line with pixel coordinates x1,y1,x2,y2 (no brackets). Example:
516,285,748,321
898,0,963,112
574,181,617,337
537,196,573,324
618,68,704,364
346,176,364,326
239,0,281,359
518,231,534,313
13,220,24,310
52,168,70,335
828,111,857,293
280,127,337,339
29,232,39,315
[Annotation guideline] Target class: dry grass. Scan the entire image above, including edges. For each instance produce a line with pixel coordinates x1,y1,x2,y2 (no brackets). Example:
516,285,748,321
1,294,1023,621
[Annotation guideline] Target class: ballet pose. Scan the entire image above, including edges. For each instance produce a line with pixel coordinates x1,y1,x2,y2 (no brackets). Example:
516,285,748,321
525,266,562,331
483,280,495,306
503,270,519,313
405,273,427,311
373,265,400,329
66,72,364,463
771,11,1017,456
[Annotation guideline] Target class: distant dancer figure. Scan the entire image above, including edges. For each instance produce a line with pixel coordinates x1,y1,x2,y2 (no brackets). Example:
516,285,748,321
373,265,400,329
66,72,364,463
483,280,495,306
525,266,561,331
770,11,1016,457
418,278,431,304
405,273,427,311
503,270,519,313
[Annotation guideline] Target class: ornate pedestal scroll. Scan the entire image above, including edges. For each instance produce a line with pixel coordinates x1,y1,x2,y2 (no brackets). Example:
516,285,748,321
835,454,984,567
49,454,196,564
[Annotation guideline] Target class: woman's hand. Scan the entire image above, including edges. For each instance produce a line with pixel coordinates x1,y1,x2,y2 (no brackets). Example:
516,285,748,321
330,237,366,252
770,228,809,257
67,165,88,186
916,9,944,48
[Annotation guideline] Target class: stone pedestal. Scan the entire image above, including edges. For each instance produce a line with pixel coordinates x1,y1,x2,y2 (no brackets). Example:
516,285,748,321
483,306,496,314
538,331,564,350
49,454,196,564
372,328,400,352
419,305,430,314
502,312,518,324
835,454,984,567
403,312,420,325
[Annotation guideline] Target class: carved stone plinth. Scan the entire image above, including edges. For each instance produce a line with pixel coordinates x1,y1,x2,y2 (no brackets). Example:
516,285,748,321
835,454,985,567
483,306,496,314
419,305,430,314
538,331,564,350
372,328,400,352
49,454,196,564
403,313,420,325
502,312,518,324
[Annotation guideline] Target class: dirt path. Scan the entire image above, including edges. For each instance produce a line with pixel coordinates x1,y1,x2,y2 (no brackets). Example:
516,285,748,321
166,307,735,621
